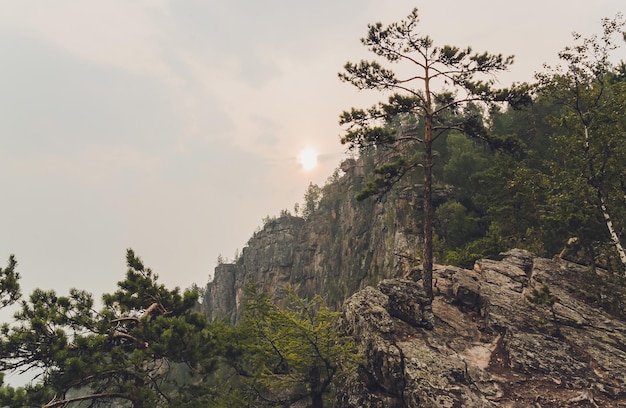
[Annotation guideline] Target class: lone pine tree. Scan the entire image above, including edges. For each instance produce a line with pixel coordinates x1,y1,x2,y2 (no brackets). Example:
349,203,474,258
339,8,528,301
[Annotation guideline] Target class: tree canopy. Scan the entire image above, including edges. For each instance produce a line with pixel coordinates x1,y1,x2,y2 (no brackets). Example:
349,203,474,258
538,14,626,269
231,283,358,408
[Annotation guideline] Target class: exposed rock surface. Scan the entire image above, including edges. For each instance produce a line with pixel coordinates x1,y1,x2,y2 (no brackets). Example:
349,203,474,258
337,249,626,407
204,160,439,322
203,158,626,406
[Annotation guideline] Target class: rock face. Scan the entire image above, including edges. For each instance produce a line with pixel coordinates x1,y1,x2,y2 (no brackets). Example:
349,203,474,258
203,160,439,323
336,249,626,407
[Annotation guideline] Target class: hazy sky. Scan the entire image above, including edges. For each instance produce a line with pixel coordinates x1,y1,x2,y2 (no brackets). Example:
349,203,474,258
1,1,624,300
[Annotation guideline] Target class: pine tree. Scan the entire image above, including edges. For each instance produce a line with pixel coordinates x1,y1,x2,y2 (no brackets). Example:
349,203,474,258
339,8,528,301
0,250,227,407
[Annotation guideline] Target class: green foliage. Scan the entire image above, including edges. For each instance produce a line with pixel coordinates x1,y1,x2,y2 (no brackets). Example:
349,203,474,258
234,282,359,407
431,16,626,268
303,182,323,219
438,224,507,269
0,255,20,309
339,7,528,299
475,154,550,252
434,132,535,267
442,133,490,190
356,158,410,201
0,381,55,407
1,13,626,408
537,14,626,269
435,201,481,249
527,284,562,336
576,270,626,318
0,254,359,407
527,284,561,336
527,285,557,307
335,12,626,276
0,249,228,407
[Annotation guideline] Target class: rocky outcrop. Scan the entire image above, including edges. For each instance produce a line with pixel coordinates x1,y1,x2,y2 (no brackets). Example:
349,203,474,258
337,249,626,407
202,155,626,405
203,159,438,322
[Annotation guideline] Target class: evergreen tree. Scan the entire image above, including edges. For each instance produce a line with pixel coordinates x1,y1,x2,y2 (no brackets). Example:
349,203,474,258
0,255,20,310
339,8,528,300
0,250,227,407
0,255,21,401
302,182,323,220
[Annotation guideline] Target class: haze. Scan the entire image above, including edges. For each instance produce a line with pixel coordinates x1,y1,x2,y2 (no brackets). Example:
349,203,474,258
1,0,624,300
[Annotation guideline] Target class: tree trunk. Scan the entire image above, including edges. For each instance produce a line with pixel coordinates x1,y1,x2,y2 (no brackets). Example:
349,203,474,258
310,392,324,408
133,377,145,408
598,193,626,268
423,118,434,301
309,366,324,408
583,126,626,269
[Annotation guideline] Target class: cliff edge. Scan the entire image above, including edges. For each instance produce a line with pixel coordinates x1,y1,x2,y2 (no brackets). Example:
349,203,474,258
337,249,626,407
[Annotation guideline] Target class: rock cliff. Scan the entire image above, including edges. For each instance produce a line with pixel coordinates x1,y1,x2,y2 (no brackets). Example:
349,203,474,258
202,154,626,406
203,158,440,323
337,249,626,407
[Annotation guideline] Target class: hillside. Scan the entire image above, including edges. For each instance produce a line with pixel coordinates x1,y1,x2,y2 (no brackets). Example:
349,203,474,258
201,154,626,406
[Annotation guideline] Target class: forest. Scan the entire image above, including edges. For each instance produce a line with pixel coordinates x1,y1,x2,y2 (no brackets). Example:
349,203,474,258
1,8,626,408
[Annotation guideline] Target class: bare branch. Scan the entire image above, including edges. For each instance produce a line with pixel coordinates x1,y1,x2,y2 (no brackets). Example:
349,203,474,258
43,393,131,408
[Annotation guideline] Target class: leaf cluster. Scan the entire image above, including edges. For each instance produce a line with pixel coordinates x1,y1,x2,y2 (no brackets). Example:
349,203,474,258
527,285,557,307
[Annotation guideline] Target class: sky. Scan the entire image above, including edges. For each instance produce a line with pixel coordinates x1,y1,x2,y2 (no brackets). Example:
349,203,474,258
1,0,625,302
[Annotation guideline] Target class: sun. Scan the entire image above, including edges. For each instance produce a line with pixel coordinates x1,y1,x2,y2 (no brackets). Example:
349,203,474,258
297,147,318,171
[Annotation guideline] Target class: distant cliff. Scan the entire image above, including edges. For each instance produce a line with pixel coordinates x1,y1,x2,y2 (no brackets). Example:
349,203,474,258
202,157,452,323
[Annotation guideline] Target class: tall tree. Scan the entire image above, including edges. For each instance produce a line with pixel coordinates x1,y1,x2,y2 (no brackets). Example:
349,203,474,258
538,14,626,269
339,8,527,300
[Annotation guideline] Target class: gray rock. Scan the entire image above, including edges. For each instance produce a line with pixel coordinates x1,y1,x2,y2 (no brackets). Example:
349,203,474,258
202,158,444,321
336,252,626,407
377,279,432,327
